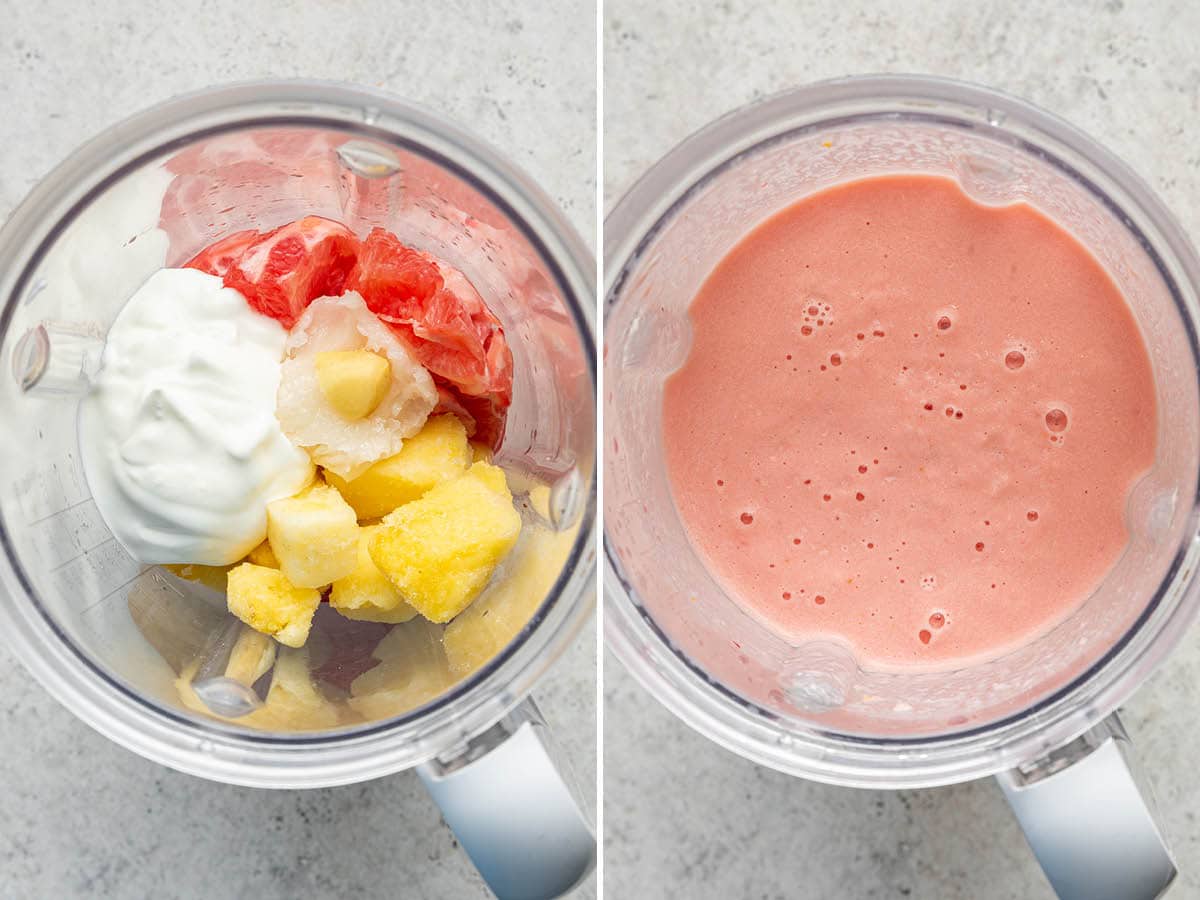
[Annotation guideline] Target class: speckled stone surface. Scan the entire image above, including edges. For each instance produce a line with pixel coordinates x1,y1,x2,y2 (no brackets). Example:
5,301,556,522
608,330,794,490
604,1,1200,898
0,2,595,898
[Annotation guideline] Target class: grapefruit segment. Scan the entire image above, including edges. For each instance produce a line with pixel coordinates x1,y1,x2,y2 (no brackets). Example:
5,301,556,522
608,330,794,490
349,228,444,320
184,229,258,278
349,227,513,446
433,384,478,437
223,216,360,328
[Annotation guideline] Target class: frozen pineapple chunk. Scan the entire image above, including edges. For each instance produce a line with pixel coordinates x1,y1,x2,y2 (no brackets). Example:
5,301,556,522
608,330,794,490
369,462,521,623
246,541,278,568
325,414,471,520
443,523,577,676
348,619,455,720
315,349,392,420
226,562,321,648
330,526,419,624
266,482,358,587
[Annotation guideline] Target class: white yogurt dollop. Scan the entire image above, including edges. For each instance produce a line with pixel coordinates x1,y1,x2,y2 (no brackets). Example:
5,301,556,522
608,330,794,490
82,268,314,565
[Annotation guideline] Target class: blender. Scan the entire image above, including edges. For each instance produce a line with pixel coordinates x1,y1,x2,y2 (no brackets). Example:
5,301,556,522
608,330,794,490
605,75,1200,900
0,81,595,900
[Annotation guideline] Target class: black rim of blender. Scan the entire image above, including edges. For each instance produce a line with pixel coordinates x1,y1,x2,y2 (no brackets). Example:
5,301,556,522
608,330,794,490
603,78,1200,760
0,89,597,751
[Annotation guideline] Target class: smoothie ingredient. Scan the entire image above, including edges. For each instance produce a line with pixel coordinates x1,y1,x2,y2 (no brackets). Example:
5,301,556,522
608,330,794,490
369,461,521,622
265,482,359,588
184,229,257,278
329,526,420,624
226,563,322,648
221,216,359,328
324,414,471,519
315,349,391,420
276,293,438,480
246,540,279,568
349,227,514,447
443,523,577,675
80,268,314,566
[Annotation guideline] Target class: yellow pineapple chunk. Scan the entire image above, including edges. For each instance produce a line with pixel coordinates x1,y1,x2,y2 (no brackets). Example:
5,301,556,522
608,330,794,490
226,562,321,648
443,522,577,676
315,349,392,420
330,526,419,624
266,482,358,587
470,441,492,464
348,619,455,720
246,541,279,568
325,414,470,519
369,461,521,623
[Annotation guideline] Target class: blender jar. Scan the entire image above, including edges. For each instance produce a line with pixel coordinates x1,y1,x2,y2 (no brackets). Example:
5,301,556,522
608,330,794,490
0,81,595,899
605,76,1200,900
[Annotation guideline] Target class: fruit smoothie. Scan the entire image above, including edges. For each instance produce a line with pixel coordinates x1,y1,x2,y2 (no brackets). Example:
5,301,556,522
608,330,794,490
663,174,1157,669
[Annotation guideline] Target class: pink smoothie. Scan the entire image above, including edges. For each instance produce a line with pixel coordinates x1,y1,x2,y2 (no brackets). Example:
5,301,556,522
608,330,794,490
663,174,1157,669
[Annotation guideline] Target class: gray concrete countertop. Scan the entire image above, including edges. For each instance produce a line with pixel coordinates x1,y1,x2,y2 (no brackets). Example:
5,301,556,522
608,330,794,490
0,2,595,898
604,1,1200,898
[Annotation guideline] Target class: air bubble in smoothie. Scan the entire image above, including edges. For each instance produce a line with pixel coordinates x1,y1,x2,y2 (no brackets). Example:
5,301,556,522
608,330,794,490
1005,349,1026,370
1045,408,1069,432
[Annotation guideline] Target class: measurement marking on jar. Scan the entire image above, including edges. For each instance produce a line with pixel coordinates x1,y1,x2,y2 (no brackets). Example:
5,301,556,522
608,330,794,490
30,496,93,526
77,568,152,615
47,538,143,605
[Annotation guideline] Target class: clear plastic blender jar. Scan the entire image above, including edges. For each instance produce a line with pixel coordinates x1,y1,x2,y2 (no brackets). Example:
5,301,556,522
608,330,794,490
0,81,595,900
605,76,1200,900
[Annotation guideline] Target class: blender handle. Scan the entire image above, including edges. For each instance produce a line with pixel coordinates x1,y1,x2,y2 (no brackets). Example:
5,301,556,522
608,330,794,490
996,713,1175,900
417,696,595,900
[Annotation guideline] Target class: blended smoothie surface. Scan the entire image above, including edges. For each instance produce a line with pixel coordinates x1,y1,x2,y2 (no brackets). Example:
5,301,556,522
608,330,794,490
663,174,1157,669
